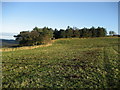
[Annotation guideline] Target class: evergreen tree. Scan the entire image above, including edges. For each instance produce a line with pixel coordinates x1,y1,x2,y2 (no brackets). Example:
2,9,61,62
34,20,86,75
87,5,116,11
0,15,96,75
73,29,80,38
65,26,74,38
14,26,107,46
59,29,66,38
90,26,96,37
97,27,107,37
14,27,53,46
53,28,59,39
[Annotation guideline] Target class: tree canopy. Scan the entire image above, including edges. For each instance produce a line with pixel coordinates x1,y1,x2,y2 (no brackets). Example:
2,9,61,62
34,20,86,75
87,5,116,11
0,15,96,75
14,26,107,46
14,27,53,46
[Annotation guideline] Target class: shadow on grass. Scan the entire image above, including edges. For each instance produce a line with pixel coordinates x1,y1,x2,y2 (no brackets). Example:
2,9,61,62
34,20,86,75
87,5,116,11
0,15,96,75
103,47,119,88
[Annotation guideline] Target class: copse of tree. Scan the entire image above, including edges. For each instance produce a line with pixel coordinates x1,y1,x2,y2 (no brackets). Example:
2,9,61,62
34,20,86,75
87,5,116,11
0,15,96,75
53,26,107,39
14,26,107,46
96,27,107,37
14,27,54,46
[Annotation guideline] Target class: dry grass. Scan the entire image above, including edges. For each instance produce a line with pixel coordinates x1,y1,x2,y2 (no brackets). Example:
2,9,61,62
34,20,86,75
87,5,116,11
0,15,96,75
1,40,55,52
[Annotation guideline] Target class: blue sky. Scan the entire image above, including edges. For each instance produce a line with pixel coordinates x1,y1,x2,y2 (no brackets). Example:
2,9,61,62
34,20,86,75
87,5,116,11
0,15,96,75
2,2,118,39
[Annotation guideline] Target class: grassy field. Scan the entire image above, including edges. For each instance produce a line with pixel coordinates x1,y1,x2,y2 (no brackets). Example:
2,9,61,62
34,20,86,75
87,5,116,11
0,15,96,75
2,37,120,88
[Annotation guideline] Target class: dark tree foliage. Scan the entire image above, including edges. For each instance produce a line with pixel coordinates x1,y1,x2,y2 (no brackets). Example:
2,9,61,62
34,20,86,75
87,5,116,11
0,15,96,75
80,27,88,37
58,26,106,38
59,29,66,38
14,27,53,46
14,26,107,46
96,27,107,37
73,29,80,38
53,28,59,39
65,26,74,38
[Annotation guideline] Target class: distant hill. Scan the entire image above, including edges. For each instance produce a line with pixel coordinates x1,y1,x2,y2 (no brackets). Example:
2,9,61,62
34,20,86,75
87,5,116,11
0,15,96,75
0,39,19,48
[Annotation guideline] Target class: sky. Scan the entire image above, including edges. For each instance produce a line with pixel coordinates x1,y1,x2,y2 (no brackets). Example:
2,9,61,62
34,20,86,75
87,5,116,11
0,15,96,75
1,2,118,39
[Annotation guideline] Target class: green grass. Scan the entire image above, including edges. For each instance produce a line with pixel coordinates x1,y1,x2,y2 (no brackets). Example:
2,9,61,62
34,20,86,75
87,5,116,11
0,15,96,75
2,37,120,88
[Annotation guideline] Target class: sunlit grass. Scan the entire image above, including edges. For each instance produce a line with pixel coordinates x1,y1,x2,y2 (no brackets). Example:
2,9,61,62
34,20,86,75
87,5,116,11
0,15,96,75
2,37,120,88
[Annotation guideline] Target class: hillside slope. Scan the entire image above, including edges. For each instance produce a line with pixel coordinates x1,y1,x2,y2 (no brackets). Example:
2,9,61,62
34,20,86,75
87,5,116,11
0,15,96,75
2,37,120,88
0,39,18,48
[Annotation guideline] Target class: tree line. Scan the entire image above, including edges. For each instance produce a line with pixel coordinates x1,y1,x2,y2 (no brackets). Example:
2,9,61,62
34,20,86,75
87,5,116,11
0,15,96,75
14,26,107,46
